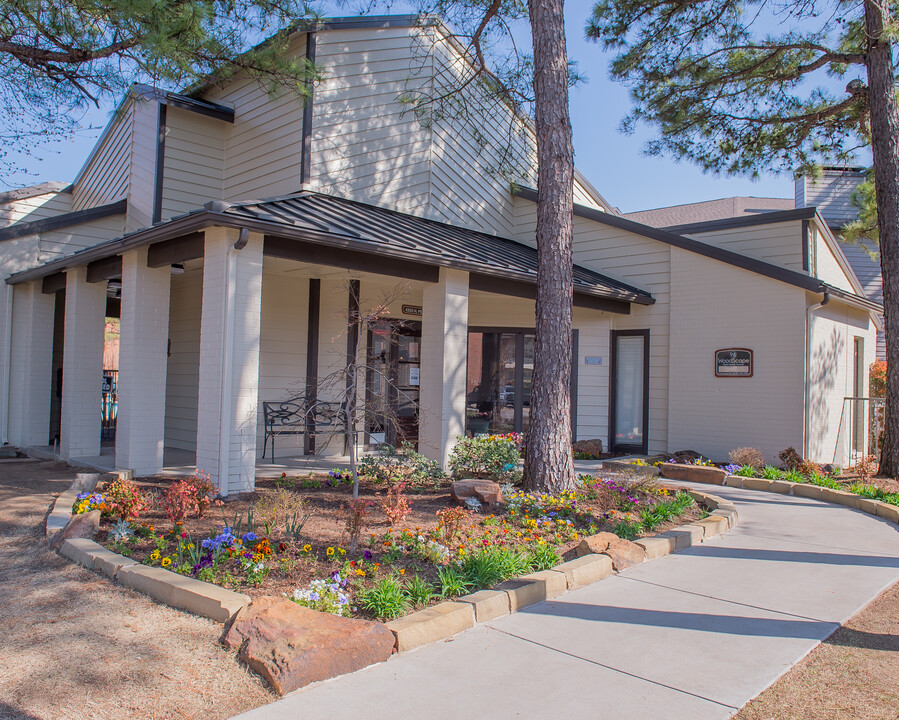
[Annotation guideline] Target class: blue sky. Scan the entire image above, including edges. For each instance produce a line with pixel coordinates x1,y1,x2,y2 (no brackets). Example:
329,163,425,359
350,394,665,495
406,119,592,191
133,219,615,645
3,0,798,211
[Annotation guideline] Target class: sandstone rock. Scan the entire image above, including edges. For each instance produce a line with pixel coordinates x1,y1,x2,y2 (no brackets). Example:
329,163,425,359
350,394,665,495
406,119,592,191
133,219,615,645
572,439,604,456
576,532,645,570
221,596,395,695
49,510,100,549
451,479,503,506
71,473,100,493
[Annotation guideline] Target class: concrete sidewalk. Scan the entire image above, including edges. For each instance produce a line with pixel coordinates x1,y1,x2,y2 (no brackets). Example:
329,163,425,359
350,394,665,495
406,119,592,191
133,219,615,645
232,483,899,720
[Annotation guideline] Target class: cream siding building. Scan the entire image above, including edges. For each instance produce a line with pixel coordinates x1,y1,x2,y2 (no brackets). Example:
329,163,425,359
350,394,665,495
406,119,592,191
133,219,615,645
0,15,881,490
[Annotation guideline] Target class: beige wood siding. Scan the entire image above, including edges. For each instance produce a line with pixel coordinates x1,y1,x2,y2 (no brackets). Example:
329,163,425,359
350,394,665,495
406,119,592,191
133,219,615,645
1,191,72,228
812,225,857,292
203,34,306,202
38,215,125,263
310,27,432,216
73,105,133,211
127,99,160,231
682,220,806,273
808,303,877,466
667,249,806,464
161,107,226,219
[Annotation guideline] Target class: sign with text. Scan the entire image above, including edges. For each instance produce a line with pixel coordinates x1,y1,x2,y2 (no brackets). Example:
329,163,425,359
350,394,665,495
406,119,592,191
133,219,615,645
584,356,603,365
402,305,422,316
715,348,753,377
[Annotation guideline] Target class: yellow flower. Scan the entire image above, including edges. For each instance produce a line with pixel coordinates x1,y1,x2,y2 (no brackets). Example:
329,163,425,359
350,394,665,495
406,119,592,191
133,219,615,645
326,546,335,557
355,569,366,576
149,550,160,561
338,548,347,556
252,553,263,562
303,544,312,553
161,557,172,567
399,568,405,575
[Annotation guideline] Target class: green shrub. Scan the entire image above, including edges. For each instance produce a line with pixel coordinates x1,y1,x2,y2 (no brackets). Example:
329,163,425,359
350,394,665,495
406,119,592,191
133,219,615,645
807,473,840,489
403,574,436,607
638,491,693,531
612,518,641,540
760,465,783,480
357,576,410,620
358,442,446,488
460,545,532,589
436,566,472,599
734,465,756,477
528,542,562,571
448,434,522,483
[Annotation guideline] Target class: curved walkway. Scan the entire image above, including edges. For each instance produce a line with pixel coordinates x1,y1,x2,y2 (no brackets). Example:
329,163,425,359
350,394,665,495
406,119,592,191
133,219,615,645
232,482,899,720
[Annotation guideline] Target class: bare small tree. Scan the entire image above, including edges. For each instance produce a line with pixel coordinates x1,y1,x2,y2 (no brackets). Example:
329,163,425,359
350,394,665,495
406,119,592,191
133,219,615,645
312,281,419,499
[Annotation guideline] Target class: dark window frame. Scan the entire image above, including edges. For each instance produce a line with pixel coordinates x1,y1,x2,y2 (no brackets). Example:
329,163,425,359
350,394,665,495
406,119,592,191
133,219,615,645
609,329,650,454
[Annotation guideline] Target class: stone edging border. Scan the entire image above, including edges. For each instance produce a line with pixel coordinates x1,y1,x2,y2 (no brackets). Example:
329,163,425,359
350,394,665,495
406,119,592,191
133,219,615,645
698,472,899,525
46,479,737,653
383,488,737,653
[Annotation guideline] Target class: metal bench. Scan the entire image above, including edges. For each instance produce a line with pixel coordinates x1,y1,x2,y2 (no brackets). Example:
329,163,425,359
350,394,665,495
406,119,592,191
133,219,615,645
261,397,349,462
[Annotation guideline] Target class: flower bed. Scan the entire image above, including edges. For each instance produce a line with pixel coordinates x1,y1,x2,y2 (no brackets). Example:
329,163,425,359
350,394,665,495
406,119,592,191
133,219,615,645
78,469,699,623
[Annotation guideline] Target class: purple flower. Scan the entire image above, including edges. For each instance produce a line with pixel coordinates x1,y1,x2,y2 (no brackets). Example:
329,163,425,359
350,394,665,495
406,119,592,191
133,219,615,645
363,550,373,560
242,532,257,543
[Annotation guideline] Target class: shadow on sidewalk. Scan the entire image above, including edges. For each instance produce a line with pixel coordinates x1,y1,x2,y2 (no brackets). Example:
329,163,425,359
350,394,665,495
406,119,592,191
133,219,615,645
521,602,839,640
680,545,899,567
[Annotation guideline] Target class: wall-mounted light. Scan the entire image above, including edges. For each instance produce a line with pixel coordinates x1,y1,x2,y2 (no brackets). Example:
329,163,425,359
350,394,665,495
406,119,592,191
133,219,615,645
171,264,185,275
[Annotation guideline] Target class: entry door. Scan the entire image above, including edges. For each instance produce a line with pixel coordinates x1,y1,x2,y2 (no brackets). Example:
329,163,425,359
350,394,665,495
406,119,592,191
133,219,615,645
365,321,422,448
610,330,649,453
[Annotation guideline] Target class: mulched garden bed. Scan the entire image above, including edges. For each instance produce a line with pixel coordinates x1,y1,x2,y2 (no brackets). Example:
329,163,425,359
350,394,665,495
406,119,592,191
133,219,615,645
78,469,700,622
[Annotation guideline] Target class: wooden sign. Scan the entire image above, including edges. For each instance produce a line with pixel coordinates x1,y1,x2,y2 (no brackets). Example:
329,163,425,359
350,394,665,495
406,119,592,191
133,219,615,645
715,348,753,377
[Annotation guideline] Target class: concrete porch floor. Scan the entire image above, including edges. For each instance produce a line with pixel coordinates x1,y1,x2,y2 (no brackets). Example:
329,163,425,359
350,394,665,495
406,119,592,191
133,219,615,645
26,442,605,479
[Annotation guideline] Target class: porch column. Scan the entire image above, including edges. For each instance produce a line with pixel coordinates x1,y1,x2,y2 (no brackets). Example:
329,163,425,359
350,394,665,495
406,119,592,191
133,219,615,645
116,247,171,474
196,227,263,495
8,281,54,447
60,266,106,459
419,268,469,466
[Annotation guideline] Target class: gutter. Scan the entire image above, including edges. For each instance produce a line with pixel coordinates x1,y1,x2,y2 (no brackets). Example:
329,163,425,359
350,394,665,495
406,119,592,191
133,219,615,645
804,292,831,458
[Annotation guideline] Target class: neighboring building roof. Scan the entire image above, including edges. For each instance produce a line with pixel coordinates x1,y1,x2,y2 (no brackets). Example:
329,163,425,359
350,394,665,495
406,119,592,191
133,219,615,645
515,187,882,316
623,196,794,227
0,182,69,205
5,192,654,310
0,199,127,242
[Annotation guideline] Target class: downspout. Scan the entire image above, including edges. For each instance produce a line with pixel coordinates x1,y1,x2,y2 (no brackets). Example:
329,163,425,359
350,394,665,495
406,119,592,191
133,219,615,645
1,283,12,444
804,292,830,458
218,227,249,497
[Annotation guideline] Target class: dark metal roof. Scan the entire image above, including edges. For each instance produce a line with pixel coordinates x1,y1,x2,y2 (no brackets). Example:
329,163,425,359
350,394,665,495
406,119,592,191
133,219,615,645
223,192,654,304
5,191,654,307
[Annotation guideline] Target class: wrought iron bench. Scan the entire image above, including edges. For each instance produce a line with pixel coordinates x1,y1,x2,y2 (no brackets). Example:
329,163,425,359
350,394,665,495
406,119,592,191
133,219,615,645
261,397,349,462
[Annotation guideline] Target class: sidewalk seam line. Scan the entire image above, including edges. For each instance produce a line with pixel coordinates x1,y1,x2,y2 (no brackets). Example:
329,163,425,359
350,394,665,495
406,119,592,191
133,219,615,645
485,625,739,711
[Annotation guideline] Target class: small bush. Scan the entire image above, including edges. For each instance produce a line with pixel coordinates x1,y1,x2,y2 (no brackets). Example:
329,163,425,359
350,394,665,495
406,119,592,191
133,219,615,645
778,447,802,470
734,466,756,477
436,506,470,547
379,481,412,526
760,465,783,480
528,542,561,571
403,574,435,607
448,433,522,483
255,488,308,535
341,497,372,552
729,447,764,468
797,459,824,477
104,477,145,521
436,566,472,598
612,518,641,541
358,442,446,488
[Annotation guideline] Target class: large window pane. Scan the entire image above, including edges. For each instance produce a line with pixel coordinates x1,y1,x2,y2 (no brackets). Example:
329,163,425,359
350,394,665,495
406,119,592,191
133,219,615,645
615,335,644,447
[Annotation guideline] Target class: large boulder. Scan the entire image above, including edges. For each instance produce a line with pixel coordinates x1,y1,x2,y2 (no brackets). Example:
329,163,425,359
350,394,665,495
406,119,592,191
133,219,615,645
576,531,645,571
451,479,503,506
48,510,100,550
221,596,395,695
71,472,101,493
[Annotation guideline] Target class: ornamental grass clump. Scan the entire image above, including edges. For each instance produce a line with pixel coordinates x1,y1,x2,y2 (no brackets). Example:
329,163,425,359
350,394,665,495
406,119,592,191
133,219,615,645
357,576,409,619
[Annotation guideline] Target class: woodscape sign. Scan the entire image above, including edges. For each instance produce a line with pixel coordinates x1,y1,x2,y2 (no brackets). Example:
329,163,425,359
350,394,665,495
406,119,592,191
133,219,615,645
715,348,753,377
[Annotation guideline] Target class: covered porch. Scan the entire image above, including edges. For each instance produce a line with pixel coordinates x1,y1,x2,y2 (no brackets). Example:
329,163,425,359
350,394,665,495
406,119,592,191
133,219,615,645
7,192,652,494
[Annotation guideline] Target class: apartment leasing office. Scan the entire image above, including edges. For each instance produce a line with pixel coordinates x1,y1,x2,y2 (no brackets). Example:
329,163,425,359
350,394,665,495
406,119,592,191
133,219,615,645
0,16,882,493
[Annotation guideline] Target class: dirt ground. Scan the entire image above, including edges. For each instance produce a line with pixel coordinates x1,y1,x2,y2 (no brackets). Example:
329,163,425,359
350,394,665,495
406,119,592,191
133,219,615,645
0,460,272,720
735,581,899,720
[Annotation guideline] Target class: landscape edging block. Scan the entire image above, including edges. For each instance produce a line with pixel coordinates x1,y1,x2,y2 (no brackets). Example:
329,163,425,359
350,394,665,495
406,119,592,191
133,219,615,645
635,536,676,559
385,602,475,653
553,554,615,587
457,590,511,622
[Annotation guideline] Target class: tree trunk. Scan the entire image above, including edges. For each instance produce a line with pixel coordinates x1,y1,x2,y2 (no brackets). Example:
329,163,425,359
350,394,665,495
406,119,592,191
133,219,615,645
865,0,899,477
523,0,576,493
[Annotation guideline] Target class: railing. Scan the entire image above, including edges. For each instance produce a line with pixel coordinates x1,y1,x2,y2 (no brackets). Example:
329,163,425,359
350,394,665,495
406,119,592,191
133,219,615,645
833,397,884,467
101,370,117,439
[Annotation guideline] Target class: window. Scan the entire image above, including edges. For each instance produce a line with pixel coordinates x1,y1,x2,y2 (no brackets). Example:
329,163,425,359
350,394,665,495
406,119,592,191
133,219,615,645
610,330,649,453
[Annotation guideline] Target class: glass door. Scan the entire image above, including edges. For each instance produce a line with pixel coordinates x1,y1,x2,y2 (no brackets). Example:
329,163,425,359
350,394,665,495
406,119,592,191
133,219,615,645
365,321,421,448
610,330,649,453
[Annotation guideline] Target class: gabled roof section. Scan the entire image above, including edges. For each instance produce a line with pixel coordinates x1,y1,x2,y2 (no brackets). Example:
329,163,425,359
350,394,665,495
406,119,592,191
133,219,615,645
0,182,70,205
624,196,794,228
514,187,882,316
0,200,127,242
6,192,654,309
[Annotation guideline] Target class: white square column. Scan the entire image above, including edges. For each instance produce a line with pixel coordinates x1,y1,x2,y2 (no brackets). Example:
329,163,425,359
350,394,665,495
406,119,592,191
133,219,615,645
419,268,469,466
196,228,263,495
60,266,106,459
8,281,55,447
116,247,171,474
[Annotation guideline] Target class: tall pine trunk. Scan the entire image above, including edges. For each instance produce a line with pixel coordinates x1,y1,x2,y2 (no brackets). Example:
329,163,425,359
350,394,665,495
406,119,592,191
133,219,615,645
865,0,899,477
523,0,577,492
